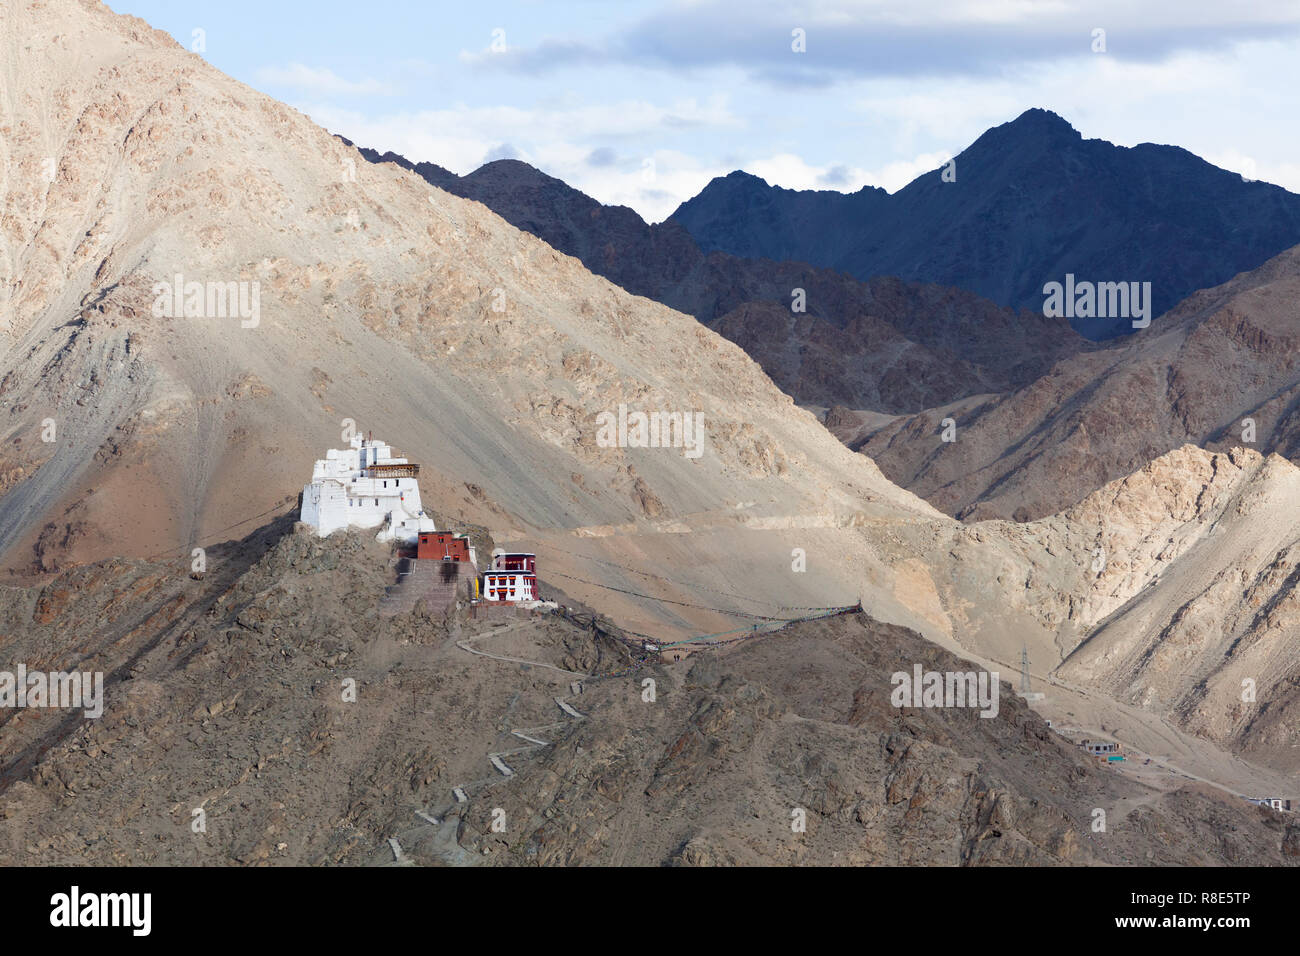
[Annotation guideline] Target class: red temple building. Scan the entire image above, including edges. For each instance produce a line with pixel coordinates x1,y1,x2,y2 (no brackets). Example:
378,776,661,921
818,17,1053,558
417,530,474,563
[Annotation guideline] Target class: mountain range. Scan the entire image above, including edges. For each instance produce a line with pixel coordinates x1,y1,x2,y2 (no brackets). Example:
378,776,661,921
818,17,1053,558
3,0,1300,867
342,142,1090,414
854,239,1300,521
673,108,1300,340
366,113,1300,532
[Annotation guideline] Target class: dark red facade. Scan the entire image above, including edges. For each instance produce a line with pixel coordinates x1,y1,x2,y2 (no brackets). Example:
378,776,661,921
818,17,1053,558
417,531,472,562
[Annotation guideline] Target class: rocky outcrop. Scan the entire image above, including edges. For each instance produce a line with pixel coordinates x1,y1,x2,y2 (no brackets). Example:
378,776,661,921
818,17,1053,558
466,612,1299,866
2,531,1292,866
861,244,1300,521
1026,445,1300,768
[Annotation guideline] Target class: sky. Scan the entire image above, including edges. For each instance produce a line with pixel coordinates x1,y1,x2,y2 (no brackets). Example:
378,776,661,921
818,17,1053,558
105,0,1300,223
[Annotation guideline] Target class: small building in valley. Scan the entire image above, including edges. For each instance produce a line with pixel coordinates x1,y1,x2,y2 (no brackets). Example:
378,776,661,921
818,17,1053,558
1247,797,1293,812
1080,738,1122,757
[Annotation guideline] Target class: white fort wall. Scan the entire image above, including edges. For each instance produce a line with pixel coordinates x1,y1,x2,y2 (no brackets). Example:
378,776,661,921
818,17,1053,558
299,435,436,544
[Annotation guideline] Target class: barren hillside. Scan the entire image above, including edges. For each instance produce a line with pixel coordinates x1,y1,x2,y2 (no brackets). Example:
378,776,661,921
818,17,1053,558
0,0,954,646
1046,446,1300,770
860,244,1300,521
3,0,1298,824
2,522,1295,866
352,150,1090,413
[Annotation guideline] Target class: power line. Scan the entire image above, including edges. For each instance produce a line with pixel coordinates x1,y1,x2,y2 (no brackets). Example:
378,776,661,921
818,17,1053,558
542,542,842,612
654,605,861,649
545,567,833,622
146,500,295,562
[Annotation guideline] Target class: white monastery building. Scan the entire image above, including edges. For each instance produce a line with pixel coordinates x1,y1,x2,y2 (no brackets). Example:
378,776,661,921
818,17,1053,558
483,550,538,602
300,434,437,545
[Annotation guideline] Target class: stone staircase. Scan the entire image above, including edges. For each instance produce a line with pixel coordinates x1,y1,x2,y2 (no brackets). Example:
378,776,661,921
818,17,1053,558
378,558,475,617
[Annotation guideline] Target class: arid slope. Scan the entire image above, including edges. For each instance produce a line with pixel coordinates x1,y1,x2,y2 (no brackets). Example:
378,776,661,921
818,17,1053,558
860,245,1300,522
2,523,1296,866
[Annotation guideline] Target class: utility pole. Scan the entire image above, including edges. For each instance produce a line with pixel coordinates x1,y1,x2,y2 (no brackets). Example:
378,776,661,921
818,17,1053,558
1020,644,1031,695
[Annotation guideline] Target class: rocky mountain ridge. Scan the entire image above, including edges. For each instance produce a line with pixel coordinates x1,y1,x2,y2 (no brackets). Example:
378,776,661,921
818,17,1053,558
859,244,1300,522
672,108,1300,339
345,144,1090,413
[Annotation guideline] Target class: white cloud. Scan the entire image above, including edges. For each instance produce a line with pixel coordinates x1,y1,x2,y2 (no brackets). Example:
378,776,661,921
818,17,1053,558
261,15,1300,223
255,63,394,96
740,151,952,194
1204,151,1300,193
469,0,1300,83
297,96,744,220
308,86,977,220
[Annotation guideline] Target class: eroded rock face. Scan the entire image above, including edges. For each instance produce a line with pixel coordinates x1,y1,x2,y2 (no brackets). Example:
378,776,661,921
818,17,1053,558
861,245,1300,523
1022,446,1300,766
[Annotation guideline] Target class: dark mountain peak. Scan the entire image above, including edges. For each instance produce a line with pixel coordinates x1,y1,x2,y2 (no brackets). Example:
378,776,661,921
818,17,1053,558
701,169,773,195
1009,107,1077,132
461,158,581,198
462,160,653,225
722,168,770,184
670,165,890,261
967,107,1082,156
332,134,456,186
703,168,887,201
473,157,550,179
670,108,1300,339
